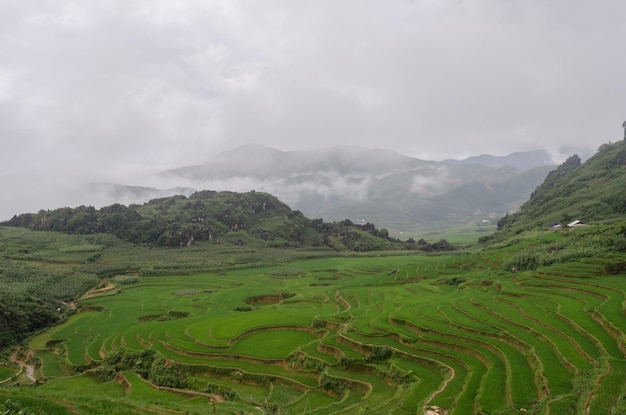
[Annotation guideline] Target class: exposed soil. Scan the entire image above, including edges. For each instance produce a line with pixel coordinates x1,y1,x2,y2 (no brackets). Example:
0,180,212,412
9,347,36,383
424,406,447,415
80,282,118,300
244,294,283,305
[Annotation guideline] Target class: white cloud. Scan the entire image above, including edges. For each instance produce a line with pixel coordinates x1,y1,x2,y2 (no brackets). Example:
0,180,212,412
1,0,625,218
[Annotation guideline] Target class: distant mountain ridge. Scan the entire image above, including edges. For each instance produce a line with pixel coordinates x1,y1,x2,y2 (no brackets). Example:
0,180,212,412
443,146,593,170
443,149,554,170
165,144,429,180
159,144,558,231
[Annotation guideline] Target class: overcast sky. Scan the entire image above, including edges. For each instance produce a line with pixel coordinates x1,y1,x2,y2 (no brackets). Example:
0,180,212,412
1,0,626,218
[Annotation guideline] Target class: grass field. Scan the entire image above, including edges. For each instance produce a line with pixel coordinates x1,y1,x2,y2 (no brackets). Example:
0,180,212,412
1,226,626,414
0,365,17,383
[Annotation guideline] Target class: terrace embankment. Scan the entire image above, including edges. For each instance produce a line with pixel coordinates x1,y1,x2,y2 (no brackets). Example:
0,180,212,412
317,342,344,360
185,365,313,394
114,372,131,392
244,292,297,305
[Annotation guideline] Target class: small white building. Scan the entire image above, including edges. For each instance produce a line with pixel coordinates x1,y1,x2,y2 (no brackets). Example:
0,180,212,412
567,219,586,227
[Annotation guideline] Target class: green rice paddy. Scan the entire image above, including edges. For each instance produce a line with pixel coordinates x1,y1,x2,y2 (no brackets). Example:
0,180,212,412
3,236,626,414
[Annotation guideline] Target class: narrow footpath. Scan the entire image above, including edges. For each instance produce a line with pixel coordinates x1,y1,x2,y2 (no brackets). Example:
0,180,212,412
9,347,36,383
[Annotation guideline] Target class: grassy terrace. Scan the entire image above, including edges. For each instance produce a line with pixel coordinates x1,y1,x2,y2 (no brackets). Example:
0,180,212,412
1,227,626,414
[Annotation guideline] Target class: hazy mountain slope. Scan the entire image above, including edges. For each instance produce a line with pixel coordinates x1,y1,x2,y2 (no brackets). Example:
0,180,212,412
87,183,196,204
498,141,626,233
2,143,553,234
443,149,555,170
443,147,593,170
161,144,554,230
312,165,552,230
165,144,428,180
408,165,553,220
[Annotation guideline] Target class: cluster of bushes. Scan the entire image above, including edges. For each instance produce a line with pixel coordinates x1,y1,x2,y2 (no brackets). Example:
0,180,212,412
311,318,327,329
202,383,237,400
386,365,414,386
104,348,187,389
312,219,400,251
445,277,466,286
320,373,348,395
404,238,455,252
287,354,327,373
368,346,393,362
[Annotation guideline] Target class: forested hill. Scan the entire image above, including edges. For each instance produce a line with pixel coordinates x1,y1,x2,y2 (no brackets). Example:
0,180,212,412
1,190,406,252
497,140,626,234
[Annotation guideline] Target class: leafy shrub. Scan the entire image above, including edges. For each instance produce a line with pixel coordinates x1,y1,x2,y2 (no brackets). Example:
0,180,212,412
320,373,347,394
369,346,393,362
312,318,326,329
149,356,187,388
446,277,466,286
202,384,238,400
604,261,626,275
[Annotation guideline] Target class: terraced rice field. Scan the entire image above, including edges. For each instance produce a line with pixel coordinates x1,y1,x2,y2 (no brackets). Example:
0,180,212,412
27,253,626,414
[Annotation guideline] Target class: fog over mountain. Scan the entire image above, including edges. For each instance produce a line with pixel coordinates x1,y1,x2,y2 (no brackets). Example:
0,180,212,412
1,1,624,222
0,141,595,231
3,144,562,233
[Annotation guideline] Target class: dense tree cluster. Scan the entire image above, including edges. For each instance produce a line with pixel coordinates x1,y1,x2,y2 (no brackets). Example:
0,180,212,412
0,264,98,349
0,293,59,349
2,191,404,251
403,237,454,252
104,348,187,389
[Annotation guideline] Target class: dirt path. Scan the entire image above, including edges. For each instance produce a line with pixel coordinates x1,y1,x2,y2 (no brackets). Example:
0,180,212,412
80,282,118,300
424,363,455,409
9,347,36,383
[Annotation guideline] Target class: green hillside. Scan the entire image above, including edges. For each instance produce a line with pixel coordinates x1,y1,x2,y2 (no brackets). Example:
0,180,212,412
497,141,626,234
2,190,402,252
